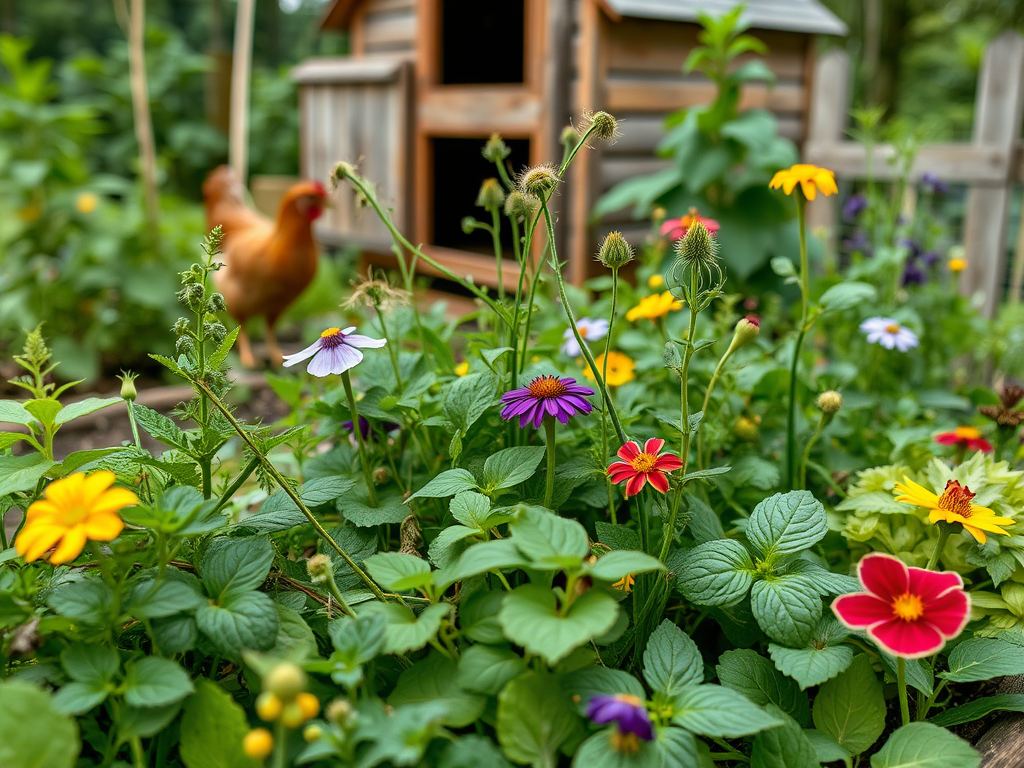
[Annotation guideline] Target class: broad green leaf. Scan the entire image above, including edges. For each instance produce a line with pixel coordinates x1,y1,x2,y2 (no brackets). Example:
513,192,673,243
51,448,123,477
55,396,122,425
61,644,119,684
0,400,33,425
643,620,704,697
671,683,783,738
435,538,530,588
0,453,55,497
389,652,487,727
483,446,546,491
123,657,194,708
499,583,619,665
46,578,114,624
319,613,388,688
201,536,275,598
270,604,318,661
716,649,809,726
819,282,877,313
0,681,79,768
450,491,492,529
812,655,885,756
126,573,206,620
24,399,62,427
651,727,706,768
407,468,478,501
365,552,434,592
750,708,818,768
589,550,666,582
869,722,979,768
572,730,664,767
509,505,590,570
677,539,755,607
359,602,451,655
750,577,821,646
341,490,409,526
195,591,279,658
0,432,26,450
457,644,528,696
427,524,481,569
941,637,1024,683
768,617,854,690
746,491,827,557
930,694,1024,727
442,735,516,768
52,682,109,716
595,521,641,552
443,371,498,435
118,703,182,741
804,730,851,765
179,678,259,768
497,672,580,767
460,589,507,645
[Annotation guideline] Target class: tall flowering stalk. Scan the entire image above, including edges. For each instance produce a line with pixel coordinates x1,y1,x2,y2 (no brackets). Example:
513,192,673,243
769,164,837,489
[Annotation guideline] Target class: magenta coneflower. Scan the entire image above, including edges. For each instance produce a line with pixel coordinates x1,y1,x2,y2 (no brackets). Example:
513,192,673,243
500,375,594,429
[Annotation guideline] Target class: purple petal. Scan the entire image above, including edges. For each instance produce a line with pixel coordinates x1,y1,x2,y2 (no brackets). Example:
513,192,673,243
502,388,531,403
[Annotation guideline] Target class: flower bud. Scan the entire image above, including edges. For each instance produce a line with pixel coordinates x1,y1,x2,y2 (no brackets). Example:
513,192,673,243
281,701,306,729
475,178,506,211
733,416,759,441
296,692,321,720
504,191,539,220
580,110,619,142
332,161,356,183
816,390,843,415
243,729,274,759
266,662,306,700
733,315,760,347
482,133,510,163
306,553,332,584
560,125,580,155
303,724,323,743
597,231,634,269
118,371,138,402
326,699,353,727
372,466,390,486
517,163,560,197
460,216,477,235
256,692,283,721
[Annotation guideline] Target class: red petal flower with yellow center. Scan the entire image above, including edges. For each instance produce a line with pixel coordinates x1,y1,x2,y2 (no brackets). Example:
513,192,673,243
934,426,993,453
833,553,970,658
608,438,682,497
894,477,1014,544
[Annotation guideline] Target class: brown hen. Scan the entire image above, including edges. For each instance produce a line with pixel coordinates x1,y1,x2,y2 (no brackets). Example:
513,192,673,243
202,165,328,367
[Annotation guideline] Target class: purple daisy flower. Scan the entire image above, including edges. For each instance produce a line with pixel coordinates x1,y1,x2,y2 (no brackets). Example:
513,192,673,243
500,375,594,428
586,694,654,742
282,326,386,377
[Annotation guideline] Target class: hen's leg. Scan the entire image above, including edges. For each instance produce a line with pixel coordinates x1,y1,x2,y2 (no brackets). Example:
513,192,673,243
237,323,257,368
265,318,284,366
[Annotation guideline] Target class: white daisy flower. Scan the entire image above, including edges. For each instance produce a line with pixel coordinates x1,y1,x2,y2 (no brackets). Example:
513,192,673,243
859,317,919,352
282,326,386,376
561,318,609,358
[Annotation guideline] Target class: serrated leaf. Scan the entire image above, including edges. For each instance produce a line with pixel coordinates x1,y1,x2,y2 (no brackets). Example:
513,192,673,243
509,505,590,570
389,652,486,728
55,397,121,426
750,709,818,768
195,592,279,658
812,654,885,756
179,679,258,768
482,446,546,491
869,722,979,768
671,684,783,738
930,694,1024,727
746,491,827,558
644,620,704,697
365,552,433,592
201,536,275,599
677,539,755,607
497,672,580,767
358,602,450,655
717,650,809,726
456,644,527,696
940,637,1024,683
589,550,666,582
123,657,194,708
407,469,478,501
750,577,821,646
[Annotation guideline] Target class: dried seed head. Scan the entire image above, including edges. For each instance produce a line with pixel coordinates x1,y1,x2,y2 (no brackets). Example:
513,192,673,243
816,391,843,415
482,133,511,163
517,163,560,197
597,231,634,269
504,191,539,220
399,514,423,556
344,274,410,311
331,161,357,187
1001,384,1024,409
476,178,506,211
373,466,391,486
580,110,620,142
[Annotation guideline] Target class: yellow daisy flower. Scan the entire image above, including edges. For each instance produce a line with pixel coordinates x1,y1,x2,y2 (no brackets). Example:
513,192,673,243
584,351,636,387
769,164,838,201
15,471,138,565
625,291,683,322
893,476,1014,544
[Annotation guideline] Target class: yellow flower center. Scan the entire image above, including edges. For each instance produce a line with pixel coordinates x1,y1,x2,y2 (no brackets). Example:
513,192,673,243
892,592,924,621
954,426,980,440
937,479,975,519
885,323,901,334
630,453,657,473
613,693,643,707
610,731,641,755
320,327,341,338
528,376,568,399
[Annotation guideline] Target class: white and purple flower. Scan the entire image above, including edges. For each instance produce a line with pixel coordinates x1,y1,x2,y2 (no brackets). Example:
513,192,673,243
282,326,386,376
859,317,919,352
561,318,609,358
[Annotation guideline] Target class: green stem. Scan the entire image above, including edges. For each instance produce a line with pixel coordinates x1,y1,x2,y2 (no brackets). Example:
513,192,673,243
544,416,556,509
916,678,948,721
212,455,260,515
273,719,286,768
896,656,911,726
375,306,403,392
126,400,143,449
323,567,357,619
799,412,831,490
696,340,738,469
786,195,810,490
129,735,146,768
925,526,952,571
342,370,378,508
194,379,389,602
491,208,505,302
603,267,619,523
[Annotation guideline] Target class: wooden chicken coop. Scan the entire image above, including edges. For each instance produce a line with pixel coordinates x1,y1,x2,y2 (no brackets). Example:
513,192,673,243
294,0,846,289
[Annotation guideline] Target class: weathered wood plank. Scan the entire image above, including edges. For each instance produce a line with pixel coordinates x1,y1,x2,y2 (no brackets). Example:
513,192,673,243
363,11,416,52
417,87,544,134
803,49,849,239
606,78,804,113
599,155,672,189
292,56,406,85
803,142,1012,183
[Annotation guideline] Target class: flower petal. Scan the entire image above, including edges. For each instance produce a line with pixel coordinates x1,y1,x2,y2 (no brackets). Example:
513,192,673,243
653,454,683,472
84,512,125,541
282,339,323,367
344,334,387,349
832,593,894,628
625,473,647,497
922,588,971,638
49,526,88,565
857,553,909,601
90,487,139,516
644,438,665,455
617,441,641,461
16,523,64,561
907,567,963,602
868,618,947,659
647,471,669,493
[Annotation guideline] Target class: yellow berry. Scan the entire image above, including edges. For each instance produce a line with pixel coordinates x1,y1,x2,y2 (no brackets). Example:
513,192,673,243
256,692,283,722
296,692,320,720
243,728,273,759
266,662,306,700
303,724,323,743
281,701,306,729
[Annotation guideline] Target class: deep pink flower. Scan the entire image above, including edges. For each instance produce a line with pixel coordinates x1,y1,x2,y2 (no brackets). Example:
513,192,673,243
607,438,682,497
660,208,720,241
934,427,993,453
832,553,970,658
500,375,594,429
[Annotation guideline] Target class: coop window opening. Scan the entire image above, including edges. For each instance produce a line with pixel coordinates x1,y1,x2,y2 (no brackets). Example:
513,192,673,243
438,0,525,85
430,136,531,254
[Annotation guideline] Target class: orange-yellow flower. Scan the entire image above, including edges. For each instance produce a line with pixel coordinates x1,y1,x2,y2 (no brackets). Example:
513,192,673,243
75,193,98,214
769,164,838,201
625,291,682,322
15,471,138,565
949,258,967,273
893,477,1014,544
584,351,635,387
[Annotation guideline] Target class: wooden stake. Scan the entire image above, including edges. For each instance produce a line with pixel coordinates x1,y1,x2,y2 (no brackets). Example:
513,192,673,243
229,0,256,184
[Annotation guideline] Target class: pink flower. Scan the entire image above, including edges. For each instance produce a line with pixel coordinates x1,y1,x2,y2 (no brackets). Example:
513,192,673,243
659,208,720,241
832,553,970,658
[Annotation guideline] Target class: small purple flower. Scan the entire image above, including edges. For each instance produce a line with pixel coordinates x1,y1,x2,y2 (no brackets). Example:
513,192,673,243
842,194,867,221
898,237,921,259
921,172,949,195
921,250,941,267
902,260,926,286
842,231,872,257
282,326,386,377
342,416,399,442
586,694,654,742
500,375,594,428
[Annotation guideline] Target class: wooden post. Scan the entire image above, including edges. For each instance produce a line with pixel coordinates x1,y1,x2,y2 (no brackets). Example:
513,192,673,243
229,0,257,184
961,32,1024,316
803,49,849,244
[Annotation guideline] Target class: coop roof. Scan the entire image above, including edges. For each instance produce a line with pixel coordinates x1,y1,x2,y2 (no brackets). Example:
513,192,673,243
601,0,847,36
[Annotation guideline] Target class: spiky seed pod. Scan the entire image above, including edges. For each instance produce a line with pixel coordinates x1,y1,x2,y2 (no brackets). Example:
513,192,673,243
207,292,227,312
816,391,843,415
597,231,635,269
399,514,423,556
476,178,506,211
580,110,620,142
504,191,539,220
516,163,560,197
118,371,138,402
482,132,511,163
667,219,725,308
560,125,581,155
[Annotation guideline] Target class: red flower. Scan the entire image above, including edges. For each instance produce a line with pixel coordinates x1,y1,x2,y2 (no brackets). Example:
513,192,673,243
660,208,720,241
934,426,992,453
832,553,970,659
608,438,682,497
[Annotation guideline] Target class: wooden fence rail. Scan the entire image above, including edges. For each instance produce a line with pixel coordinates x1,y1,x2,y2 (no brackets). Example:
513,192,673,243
804,32,1024,317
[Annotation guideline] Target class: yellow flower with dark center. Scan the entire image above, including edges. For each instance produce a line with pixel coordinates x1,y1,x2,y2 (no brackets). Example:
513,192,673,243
769,164,838,201
15,471,138,565
584,351,636,387
625,291,682,322
893,477,1014,544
